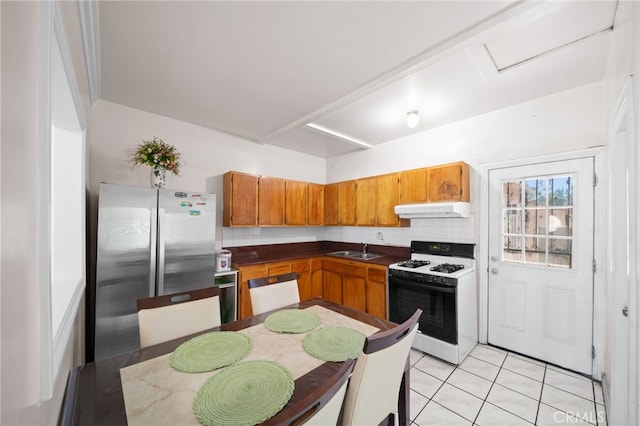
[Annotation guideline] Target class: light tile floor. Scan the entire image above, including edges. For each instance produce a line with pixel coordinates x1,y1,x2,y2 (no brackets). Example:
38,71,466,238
409,344,606,425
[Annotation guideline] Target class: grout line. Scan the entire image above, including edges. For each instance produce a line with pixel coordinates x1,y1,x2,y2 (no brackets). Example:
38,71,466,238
411,345,602,426
470,347,509,425
534,363,548,426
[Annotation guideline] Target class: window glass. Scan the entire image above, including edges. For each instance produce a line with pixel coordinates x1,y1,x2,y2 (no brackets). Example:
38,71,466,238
502,175,573,268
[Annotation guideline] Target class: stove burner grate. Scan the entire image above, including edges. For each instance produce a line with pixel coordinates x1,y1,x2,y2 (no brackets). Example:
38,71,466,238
397,259,431,269
430,263,465,274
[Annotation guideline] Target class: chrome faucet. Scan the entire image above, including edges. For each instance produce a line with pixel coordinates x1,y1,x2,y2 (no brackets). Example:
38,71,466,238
362,243,368,254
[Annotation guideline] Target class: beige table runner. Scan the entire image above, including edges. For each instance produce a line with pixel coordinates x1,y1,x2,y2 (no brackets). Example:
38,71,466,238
120,305,380,426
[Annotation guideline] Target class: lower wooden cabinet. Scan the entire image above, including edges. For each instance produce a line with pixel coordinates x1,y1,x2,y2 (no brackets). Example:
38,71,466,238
310,257,323,298
236,257,323,319
236,264,269,319
237,256,387,320
366,264,388,318
323,258,386,316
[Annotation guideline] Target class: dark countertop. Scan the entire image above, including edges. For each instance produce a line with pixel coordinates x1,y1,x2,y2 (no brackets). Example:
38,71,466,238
225,241,410,268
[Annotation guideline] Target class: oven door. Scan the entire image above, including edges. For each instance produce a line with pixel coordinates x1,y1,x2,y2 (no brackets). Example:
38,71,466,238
388,274,457,344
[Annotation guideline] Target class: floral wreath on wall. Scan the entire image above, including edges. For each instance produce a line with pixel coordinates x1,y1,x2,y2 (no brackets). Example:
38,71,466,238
129,136,182,176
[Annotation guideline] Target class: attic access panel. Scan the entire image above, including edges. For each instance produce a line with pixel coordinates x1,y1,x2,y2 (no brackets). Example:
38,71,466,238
484,0,618,71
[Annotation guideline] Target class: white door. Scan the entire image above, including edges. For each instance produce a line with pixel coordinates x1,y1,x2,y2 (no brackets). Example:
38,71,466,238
488,157,594,374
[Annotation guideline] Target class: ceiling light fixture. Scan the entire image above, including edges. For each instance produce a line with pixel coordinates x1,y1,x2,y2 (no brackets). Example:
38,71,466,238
406,110,420,129
306,123,373,149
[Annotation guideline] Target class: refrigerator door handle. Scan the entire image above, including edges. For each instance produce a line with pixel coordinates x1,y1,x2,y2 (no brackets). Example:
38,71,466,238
149,208,158,297
157,208,166,295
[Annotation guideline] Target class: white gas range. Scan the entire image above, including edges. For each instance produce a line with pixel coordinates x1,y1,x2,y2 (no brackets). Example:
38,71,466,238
388,241,477,364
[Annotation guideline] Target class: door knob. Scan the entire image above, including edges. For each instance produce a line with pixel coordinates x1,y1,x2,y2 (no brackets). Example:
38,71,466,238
491,256,499,262
490,268,499,274
622,306,629,317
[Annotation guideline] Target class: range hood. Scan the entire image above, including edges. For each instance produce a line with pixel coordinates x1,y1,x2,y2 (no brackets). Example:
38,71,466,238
394,202,471,219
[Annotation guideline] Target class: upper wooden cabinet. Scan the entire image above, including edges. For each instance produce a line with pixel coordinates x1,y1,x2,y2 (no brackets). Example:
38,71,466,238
399,168,428,204
324,183,339,226
355,177,377,226
258,176,285,225
428,162,470,202
338,181,356,225
325,181,356,226
223,171,258,227
376,173,409,227
307,183,324,226
224,161,469,227
400,161,470,204
285,180,308,225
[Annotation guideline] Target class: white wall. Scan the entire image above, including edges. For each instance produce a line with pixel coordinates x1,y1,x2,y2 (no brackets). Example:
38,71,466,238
89,100,327,251
90,79,606,251
1,1,90,424
325,82,605,248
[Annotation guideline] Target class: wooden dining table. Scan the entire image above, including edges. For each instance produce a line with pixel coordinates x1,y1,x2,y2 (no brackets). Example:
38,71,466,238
68,297,410,425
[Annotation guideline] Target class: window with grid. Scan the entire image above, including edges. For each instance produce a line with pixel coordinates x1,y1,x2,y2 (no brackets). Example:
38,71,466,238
502,175,574,268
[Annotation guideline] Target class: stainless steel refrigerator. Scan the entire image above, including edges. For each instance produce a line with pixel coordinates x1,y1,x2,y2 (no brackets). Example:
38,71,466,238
94,183,216,361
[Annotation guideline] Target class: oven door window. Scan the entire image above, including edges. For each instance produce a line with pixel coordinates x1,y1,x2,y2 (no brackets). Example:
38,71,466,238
388,275,457,344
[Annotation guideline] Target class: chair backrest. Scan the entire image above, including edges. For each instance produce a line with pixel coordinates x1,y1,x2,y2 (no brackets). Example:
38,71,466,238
136,286,221,348
248,272,300,315
341,309,422,426
262,358,355,426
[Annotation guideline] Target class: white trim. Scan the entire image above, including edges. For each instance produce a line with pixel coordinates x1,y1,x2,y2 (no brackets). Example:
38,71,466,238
78,0,100,104
478,147,605,379
607,76,638,426
593,149,606,381
39,2,88,402
52,280,84,377
54,4,86,131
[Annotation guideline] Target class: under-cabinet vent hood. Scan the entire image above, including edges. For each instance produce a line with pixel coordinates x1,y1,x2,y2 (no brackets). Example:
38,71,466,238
394,202,471,218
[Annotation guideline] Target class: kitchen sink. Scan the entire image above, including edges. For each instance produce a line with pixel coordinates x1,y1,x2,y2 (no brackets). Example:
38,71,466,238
328,250,384,261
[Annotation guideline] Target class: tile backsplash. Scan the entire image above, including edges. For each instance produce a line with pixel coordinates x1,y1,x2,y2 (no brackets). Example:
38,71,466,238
222,217,474,248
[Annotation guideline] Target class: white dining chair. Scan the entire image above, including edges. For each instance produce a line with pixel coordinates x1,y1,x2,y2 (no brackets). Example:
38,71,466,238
341,309,422,426
248,272,300,315
261,358,355,426
136,286,221,348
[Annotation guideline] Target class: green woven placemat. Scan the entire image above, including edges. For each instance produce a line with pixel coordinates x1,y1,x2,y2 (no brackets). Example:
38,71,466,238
193,360,295,426
264,309,321,334
302,326,366,362
170,332,252,373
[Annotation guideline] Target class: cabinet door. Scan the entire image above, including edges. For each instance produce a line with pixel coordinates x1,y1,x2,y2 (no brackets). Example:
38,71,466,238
355,177,377,226
310,258,323,298
307,183,325,225
427,162,469,202
237,264,268,319
268,262,292,276
342,275,366,311
399,168,428,204
338,180,356,225
223,172,258,226
285,180,307,225
258,177,285,225
323,270,342,304
324,183,339,225
291,259,312,301
376,173,408,227
366,265,387,318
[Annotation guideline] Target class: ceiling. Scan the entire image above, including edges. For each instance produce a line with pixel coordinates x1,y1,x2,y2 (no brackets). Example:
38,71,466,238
96,1,618,158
